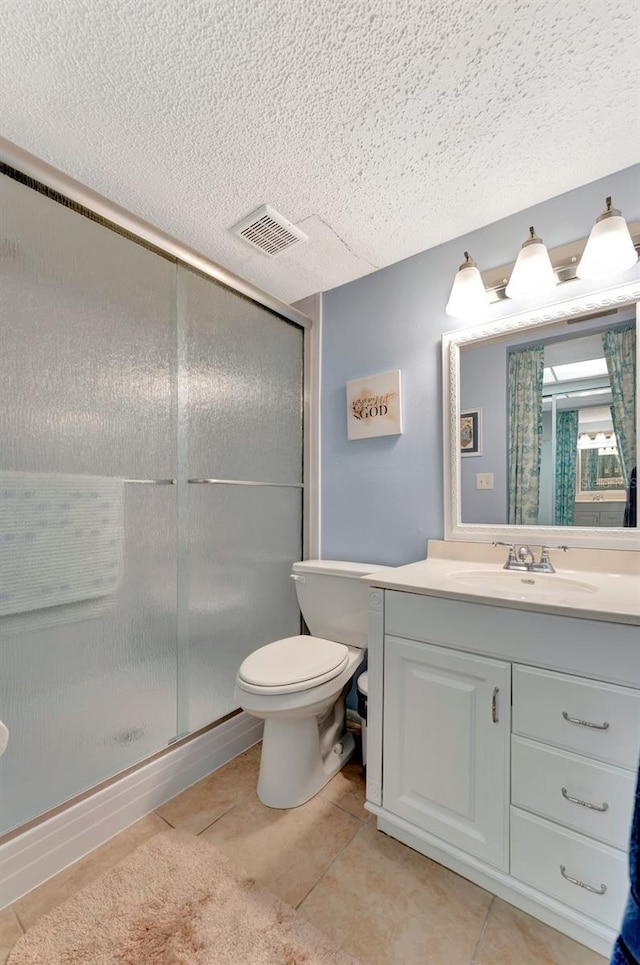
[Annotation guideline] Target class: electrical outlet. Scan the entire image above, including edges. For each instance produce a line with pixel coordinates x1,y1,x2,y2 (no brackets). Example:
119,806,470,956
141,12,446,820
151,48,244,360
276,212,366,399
476,473,494,490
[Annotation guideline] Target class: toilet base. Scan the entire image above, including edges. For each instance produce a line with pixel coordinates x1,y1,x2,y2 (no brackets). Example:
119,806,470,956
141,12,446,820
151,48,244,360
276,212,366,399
257,717,355,809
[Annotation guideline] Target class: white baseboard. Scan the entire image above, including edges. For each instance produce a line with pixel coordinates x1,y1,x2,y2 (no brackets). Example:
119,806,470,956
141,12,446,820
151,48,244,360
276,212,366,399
0,711,263,909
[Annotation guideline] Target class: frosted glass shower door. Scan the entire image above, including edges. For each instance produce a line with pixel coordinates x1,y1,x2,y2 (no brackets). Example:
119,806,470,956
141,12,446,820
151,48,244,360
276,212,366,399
178,267,303,733
0,172,178,835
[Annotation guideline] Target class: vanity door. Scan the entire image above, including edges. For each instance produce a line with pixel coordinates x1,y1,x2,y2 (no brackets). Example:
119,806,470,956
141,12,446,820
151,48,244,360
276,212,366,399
383,637,511,870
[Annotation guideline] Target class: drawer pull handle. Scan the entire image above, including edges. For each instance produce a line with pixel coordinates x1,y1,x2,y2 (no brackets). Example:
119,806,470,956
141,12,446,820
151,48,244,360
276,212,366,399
562,711,610,731
561,787,609,812
559,865,607,895
492,687,499,723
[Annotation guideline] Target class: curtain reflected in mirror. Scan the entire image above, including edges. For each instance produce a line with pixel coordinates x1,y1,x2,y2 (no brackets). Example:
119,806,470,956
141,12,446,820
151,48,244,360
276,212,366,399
603,324,636,486
554,410,579,525
507,345,544,524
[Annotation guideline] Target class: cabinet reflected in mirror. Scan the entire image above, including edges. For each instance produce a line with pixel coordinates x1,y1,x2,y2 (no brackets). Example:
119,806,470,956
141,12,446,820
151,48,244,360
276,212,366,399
459,308,637,528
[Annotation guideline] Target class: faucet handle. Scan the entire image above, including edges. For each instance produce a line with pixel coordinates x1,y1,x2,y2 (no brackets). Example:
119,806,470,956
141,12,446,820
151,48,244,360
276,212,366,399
493,541,517,569
538,544,569,572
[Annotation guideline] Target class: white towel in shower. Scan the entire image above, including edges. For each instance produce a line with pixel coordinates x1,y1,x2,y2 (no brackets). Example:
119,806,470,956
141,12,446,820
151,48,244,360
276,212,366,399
0,472,123,617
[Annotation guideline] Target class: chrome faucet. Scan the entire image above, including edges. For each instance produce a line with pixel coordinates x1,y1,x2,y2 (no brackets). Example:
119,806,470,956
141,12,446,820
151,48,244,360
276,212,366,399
493,541,569,573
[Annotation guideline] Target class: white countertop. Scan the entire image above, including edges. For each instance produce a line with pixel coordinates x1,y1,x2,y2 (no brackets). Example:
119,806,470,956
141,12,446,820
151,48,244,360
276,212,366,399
364,541,640,626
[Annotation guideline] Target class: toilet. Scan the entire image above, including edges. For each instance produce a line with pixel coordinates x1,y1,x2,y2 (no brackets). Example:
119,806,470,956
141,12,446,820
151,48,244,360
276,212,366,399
234,559,386,809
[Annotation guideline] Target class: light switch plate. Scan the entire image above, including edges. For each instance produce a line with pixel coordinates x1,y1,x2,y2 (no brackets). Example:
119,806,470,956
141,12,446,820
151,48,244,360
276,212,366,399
476,473,494,490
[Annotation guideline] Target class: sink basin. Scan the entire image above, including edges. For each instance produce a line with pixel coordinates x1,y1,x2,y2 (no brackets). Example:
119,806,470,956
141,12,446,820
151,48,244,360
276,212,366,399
449,570,598,598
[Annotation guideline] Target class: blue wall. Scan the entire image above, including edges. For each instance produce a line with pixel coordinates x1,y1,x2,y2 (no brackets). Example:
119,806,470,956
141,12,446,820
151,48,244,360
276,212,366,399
320,164,640,566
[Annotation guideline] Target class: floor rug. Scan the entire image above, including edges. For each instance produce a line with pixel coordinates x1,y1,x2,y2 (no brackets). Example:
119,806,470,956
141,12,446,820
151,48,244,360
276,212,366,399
8,829,361,965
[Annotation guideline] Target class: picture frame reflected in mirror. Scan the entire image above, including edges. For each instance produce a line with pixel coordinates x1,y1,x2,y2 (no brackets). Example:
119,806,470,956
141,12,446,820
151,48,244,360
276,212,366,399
460,408,482,457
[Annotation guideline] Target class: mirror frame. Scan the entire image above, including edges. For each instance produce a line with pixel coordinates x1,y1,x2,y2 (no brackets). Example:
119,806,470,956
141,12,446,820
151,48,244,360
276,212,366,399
443,277,640,550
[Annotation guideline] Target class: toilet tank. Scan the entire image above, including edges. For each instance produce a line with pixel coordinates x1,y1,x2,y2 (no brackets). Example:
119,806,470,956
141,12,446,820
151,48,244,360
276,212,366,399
292,560,389,649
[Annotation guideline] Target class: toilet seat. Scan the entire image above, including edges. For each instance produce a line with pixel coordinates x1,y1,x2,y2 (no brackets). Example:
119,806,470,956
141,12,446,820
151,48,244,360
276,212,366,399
237,635,350,695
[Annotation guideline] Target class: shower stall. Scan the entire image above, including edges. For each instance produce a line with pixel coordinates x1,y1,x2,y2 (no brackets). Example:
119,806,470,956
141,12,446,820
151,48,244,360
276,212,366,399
0,161,307,838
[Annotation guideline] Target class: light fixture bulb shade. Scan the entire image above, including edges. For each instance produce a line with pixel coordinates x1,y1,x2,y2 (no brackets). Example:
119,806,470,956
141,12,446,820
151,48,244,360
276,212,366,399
505,229,556,299
576,212,638,280
445,255,489,318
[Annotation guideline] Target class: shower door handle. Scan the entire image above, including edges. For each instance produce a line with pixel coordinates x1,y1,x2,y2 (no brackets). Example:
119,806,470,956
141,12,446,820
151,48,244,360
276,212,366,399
188,478,303,488
124,478,176,484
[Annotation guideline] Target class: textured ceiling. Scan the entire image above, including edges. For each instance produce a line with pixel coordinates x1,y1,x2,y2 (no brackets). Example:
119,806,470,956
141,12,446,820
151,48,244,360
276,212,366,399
1,0,639,304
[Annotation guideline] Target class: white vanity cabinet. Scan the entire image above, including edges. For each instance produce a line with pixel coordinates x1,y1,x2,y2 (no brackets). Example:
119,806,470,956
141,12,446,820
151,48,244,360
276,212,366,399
366,585,640,958
573,502,626,528
383,637,510,869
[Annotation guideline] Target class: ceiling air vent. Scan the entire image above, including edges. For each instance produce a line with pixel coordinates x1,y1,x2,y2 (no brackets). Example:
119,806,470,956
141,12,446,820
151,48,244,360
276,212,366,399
231,204,308,256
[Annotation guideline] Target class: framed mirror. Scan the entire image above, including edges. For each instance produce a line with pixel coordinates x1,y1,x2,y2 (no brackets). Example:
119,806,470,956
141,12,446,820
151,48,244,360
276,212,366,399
443,278,640,549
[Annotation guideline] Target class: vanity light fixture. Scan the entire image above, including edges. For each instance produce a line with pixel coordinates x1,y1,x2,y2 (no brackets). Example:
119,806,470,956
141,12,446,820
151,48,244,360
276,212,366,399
444,197,639,320
505,226,557,299
576,197,638,280
444,252,490,319
578,431,615,449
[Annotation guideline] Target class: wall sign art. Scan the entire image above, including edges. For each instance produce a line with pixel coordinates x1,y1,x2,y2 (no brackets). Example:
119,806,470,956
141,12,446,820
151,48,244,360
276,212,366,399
346,369,403,441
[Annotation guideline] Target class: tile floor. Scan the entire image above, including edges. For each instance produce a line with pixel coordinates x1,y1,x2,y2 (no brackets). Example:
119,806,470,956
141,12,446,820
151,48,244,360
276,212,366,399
3,743,608,965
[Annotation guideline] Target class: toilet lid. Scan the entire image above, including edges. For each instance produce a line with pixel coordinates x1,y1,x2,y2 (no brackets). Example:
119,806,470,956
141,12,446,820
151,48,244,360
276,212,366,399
238,636,349,690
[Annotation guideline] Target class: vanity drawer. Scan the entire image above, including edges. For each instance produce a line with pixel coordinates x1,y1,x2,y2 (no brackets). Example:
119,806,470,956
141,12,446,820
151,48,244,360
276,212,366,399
513,666,640,769
511,808,628,929
512,736,636,849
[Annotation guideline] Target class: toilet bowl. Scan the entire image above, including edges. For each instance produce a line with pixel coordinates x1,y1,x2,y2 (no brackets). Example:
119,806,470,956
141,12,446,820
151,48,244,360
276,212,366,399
234,560,387,809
